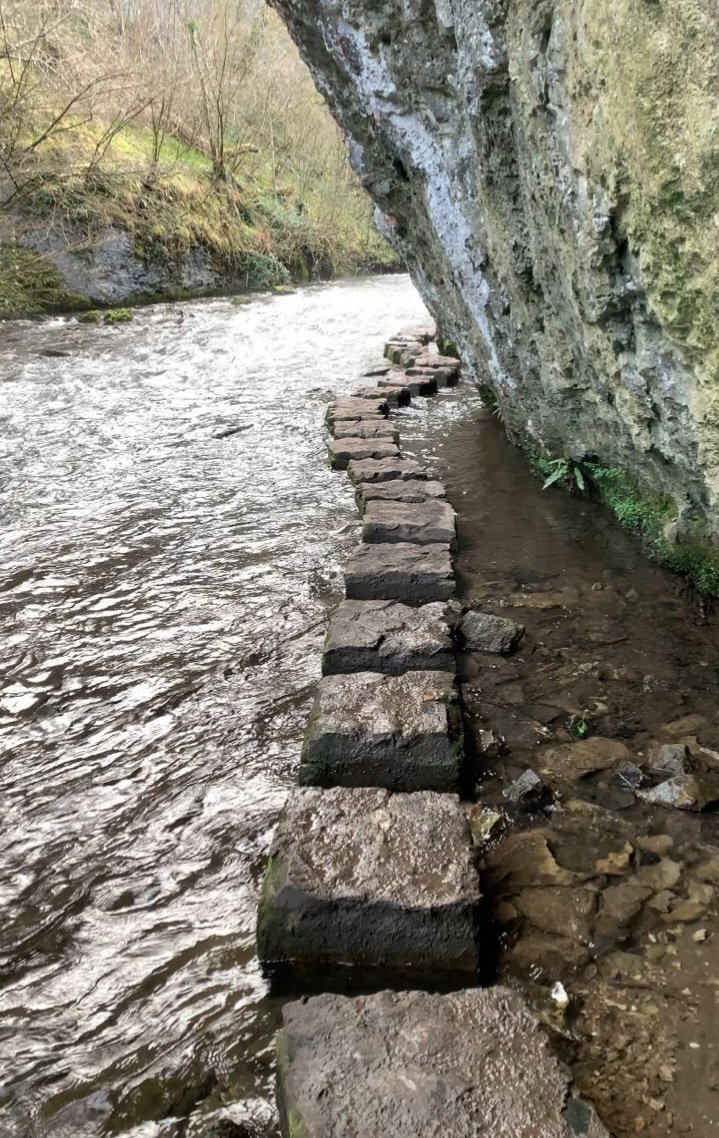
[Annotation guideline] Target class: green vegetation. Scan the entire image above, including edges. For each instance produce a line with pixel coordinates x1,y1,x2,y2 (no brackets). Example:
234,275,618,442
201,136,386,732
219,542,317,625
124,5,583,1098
0,1,396,317
525,440,719,597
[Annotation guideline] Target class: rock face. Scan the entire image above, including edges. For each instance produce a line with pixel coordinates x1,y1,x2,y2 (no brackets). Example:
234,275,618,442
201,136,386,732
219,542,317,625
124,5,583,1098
270,0,719,547
276,987,609,1138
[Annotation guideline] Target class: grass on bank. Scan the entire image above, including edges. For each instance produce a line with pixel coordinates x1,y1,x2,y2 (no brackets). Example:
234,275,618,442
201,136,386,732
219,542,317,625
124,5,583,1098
0,120,397,318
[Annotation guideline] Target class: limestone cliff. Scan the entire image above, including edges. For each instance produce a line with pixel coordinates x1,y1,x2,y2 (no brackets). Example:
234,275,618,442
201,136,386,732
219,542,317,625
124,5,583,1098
270,0,719,553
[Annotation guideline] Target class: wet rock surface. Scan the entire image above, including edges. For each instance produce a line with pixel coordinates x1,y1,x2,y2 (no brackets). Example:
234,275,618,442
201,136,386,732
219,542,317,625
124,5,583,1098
277,987,608,1138
344,541,455,604
461,610,525,654
322,599,456,676
257,787,481,977
300,670,463,791
331,421,399,441
355,478,446,511
327,436,400,471
362,498,457,546
347,456,427,484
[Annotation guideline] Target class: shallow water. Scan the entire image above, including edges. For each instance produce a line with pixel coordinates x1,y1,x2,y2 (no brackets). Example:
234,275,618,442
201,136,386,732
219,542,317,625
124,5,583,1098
0,277,428,1138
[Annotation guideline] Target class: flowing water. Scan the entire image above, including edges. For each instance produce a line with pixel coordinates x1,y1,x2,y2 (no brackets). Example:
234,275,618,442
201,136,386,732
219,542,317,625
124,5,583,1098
0,277,427,1138
2,276,719,1138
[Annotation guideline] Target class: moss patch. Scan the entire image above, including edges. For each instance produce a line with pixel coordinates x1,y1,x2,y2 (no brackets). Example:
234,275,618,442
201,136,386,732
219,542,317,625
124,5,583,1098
0,242,86,318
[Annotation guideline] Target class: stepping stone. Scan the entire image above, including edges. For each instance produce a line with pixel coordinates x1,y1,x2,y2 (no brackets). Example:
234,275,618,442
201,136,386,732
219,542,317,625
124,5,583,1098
354,385,410,407
345,542,454,604
326,399,388,426
348,457,428,485
364,362,391,377
257,786,480,975
332,421,399,442
406,365,457,388
301,670,463,789
355,478,446,512
328,437,401,471
414,353,461,375
379,374,436,397
397,322,436,342
362,499,457,547
276,987,610,1138
322,599,456,676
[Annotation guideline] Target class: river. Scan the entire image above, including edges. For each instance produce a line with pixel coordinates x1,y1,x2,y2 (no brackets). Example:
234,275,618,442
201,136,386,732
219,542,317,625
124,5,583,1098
2,275,719,1138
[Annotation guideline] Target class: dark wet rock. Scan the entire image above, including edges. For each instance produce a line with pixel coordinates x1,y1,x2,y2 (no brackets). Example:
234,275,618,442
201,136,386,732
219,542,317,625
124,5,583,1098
325,398,388,426
637,773,719,811
468,805,506,848
379,372,437,396
322,599,456,677
514,886,597,945
503,769,551,809
362,499,457,547
595,881,653,936
300,670,463,791
276,987,609,1138
363,363,391,377
649,743,692,778
483,831,581,890
461,610,525,654
354,384,411,407
257,787,481,977
344,541,455,604
347,457,427,484
406,364,457,388
213,424,252,439
614,760,646,789
327,436,400,471
355,478,446,512
537,738,632,784
331,421,399,441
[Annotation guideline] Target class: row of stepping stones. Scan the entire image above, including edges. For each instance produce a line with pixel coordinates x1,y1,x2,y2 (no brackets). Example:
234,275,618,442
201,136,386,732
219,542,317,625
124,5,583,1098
256,326,609,1137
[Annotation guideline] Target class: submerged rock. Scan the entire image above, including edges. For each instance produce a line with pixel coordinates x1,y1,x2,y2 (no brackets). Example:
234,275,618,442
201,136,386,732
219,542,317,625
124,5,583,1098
637,774,719,811
461,611,525,654
503,768,551,810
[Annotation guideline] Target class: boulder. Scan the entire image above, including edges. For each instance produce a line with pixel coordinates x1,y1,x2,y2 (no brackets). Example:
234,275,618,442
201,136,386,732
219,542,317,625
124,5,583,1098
362,499,457,546
300,670,463,791
257,787,481,977
322,598,456,676
348,457,427,484
276,987,609,1138
328,437,400,471
345,541,455,604
461,611,525,654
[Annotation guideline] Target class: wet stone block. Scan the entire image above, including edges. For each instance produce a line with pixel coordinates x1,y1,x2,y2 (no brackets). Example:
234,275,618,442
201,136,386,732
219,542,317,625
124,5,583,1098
322,599,456,677
379,374,437,397
300,669,462,790
345,541,454,604
325,398,388,426
406,365,457,388
257,786,480,976
277,987,610,1138
362,499,457,547
348,457,428,485
414,353,461,374
355,478,446,512
351,386,401,402
362,382,411,406
332,421,399,442
328,437,400,471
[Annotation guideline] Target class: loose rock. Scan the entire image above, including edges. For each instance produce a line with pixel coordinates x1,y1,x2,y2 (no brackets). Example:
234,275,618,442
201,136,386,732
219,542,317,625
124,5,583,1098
461,610,525,654
637,774,719,811
345,541,455,604
322,598,456,676
503,769,551,809
362,499,457,546
300,670,463,791
257,787,481,976
276,987,609,1138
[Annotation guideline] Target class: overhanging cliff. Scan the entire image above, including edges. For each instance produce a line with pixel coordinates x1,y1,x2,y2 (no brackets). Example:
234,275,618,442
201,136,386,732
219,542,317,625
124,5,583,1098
270,0,719,559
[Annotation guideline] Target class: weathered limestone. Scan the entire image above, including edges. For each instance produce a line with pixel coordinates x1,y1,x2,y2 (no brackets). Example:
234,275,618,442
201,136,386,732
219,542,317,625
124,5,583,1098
347,457,427,484
328,436,400,471
322,599,456,676
276,987,610,1138
257,787,480,976
300,670,463,790
345,541,454,603
362,499,457,547
332,421,399,441
355,478,446,512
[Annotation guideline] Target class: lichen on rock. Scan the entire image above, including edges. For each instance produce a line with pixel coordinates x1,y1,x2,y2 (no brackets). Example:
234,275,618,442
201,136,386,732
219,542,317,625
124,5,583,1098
270,0,719,556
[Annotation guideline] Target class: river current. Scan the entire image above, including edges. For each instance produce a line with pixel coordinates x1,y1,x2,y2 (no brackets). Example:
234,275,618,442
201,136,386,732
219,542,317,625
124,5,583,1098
0,277,428,1137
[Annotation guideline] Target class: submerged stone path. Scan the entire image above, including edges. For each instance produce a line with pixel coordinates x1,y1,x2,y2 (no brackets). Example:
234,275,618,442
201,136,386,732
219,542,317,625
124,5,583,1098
255,324,609,1136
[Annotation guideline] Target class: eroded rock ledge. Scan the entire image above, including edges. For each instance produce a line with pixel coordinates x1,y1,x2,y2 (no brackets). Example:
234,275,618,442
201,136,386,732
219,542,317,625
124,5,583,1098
270,0,719,546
